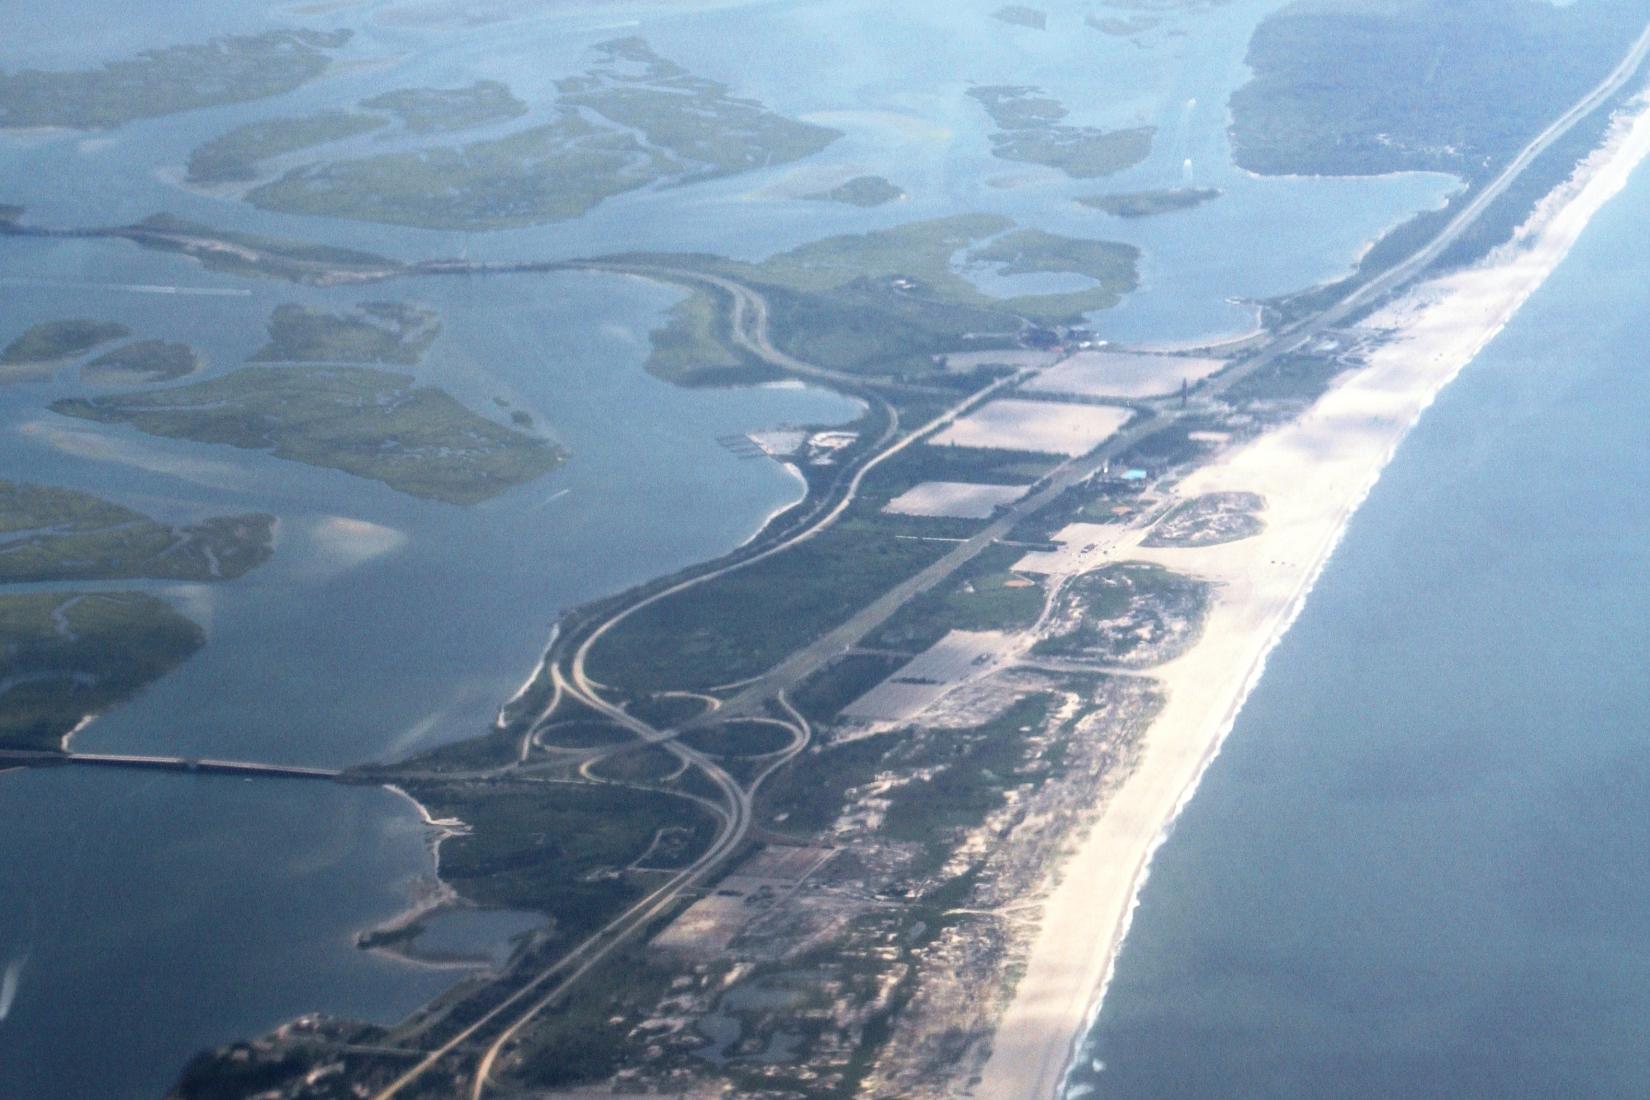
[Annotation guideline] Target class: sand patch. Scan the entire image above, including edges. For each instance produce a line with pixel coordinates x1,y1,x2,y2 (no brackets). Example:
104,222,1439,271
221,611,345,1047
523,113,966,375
1012,522,1134,575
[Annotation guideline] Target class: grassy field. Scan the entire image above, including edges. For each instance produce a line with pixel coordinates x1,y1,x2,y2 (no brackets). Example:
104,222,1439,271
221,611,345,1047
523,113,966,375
361,79,526,134
587,519,953,694
0,479,273,583
248,38,838,230
186,111,388,184
645,284,776,386
969,228,1140,314
126,214,401,285
805,175,906,207
52,365,564,505
406,779,716,936
82,340,200,384
678,720,793,757
562,38,839,180
587,743,681,783
867,543,1044,653
622,213,1139,383
0,29,350,130
250,111,679,230
1080,188,1221,218
0,591,203,751
2,319,129,375
661,214,1141,377
251,301,440,365
1220,352,1346,405
969,85,1154,179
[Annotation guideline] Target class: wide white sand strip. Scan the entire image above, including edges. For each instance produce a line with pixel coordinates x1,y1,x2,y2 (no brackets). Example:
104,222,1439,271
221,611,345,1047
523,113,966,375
971,94,1650,1100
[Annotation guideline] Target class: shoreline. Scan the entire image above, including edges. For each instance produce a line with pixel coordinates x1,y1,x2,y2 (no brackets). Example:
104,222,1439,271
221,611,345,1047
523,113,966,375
971,91,1650,1100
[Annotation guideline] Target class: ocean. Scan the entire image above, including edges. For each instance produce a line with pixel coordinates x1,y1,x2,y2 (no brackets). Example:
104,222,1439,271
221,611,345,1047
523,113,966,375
1065,114,1650,1100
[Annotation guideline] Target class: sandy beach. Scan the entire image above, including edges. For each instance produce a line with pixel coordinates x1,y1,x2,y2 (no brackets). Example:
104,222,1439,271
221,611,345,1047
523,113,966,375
971,92,1650,1100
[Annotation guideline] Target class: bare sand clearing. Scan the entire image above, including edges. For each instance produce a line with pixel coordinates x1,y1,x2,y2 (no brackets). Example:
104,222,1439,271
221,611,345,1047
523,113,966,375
1025,350,1226,400
930,399,1131,455
971,94,1650,1100
1011,522,1132,575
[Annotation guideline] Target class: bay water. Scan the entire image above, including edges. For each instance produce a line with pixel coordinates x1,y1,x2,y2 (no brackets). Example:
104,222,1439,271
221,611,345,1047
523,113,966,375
0,0,1491,1094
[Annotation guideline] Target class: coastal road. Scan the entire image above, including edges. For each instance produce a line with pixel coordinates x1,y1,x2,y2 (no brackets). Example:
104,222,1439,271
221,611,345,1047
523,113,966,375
1209,14,1650,395
0,749,338,781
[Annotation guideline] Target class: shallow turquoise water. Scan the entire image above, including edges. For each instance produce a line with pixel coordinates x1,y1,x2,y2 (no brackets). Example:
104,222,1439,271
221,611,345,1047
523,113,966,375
1065,124,1650,1100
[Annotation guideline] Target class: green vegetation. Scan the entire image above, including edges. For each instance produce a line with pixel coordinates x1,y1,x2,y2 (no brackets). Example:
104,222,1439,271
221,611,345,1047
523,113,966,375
249,112,675,229
969,85,1153,179
0,479,272,583
252,301,440,365
1080,187,1221,217
123,213,401,285
804,175,905,207
629,213,1137,383
622,693,712,730
2,320,128,378
588,744,681,783
82,340,199,384
0,481,273,748
587,521,953,693
880,694,1054,849
52,365,564,505
1008,477,1135,542
645,284,773,386
1228,0,1645,182
406,780,715,935
361,79,527,133
867,544,1043,653
993,5,1048,30
1115,421,1214,472
186,111,388,184
537,720,633,749
969,228,1140,314
0,592,203,751
248,38,839,230
787,653,910,727
560,38,839,180
696,214,1139,345
1220,352,1346,406
1143,491,1265,547
871,442,1057,489
758,729,901,834
678,721,793,757
1034,562,1208,667
0,29,350,130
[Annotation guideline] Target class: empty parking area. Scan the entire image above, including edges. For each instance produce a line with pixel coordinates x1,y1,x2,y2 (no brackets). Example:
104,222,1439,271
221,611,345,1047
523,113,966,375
843,630,1015,722
928,399,1131,455
1025,350,1226,400
882,480,1031,519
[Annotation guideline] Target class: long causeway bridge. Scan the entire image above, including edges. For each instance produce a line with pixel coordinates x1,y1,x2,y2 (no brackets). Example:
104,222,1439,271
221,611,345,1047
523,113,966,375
0,749,339,781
